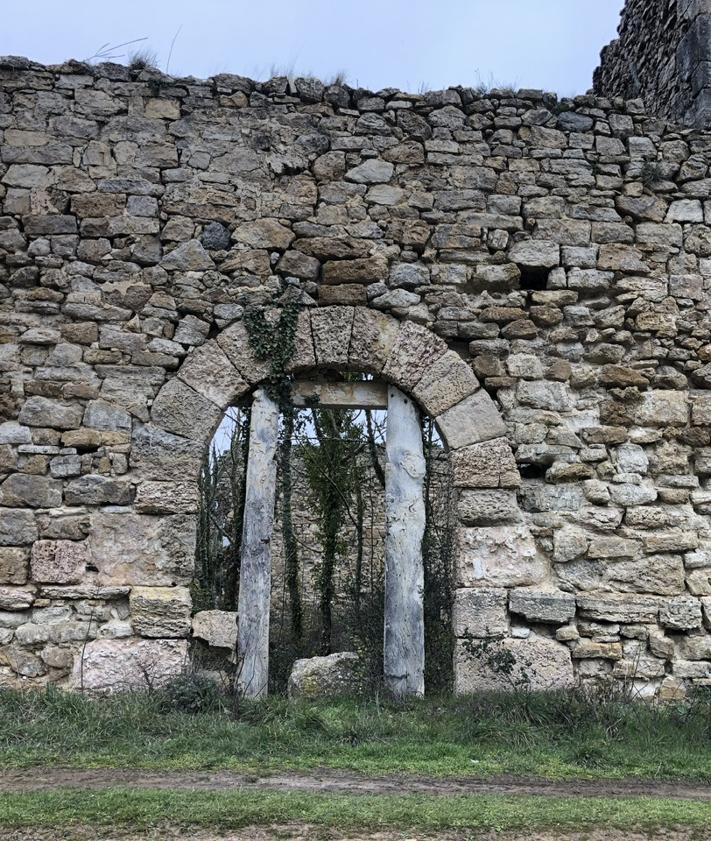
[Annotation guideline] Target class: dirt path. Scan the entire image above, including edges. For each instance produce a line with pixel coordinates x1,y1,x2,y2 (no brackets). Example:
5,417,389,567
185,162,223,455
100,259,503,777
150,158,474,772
1,766,710,801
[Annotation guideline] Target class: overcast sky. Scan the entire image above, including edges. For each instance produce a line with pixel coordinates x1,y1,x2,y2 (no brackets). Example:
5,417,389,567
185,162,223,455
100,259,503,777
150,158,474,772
3,0,623,96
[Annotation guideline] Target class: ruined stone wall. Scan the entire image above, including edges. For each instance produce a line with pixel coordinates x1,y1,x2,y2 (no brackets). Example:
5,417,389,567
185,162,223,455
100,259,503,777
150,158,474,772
595,0,711,128
2,56,711,698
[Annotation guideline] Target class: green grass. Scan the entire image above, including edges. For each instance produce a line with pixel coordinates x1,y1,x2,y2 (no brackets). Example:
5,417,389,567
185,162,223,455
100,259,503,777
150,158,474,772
1,687,711,782
0,788,710,833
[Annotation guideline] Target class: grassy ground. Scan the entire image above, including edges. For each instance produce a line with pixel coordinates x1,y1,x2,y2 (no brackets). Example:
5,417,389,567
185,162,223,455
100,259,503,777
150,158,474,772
1,686,711,782
0,788,710,834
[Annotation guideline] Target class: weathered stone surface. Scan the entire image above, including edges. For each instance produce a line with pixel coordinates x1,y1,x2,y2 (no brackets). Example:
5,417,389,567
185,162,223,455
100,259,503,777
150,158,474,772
456,525,546,588
129,587,192,638
348,307,400,373
161,240,215,271
637,391,689,427
345,159,394,184
287,652,365,699
178,341,249,408
71,639,189,692
577,593,662,623
18,397,83,430
311,306,354,367
135,482,199,514
508,239,560,268
382,320,448,392
233,219,295,250
452,438,520,488
30,540,88,584
88,514,196,586
130,424,203,480
509,589,577,624
437,390,507,450
453,588,508,637
457,490,520,525
0,549,29,585
659,596,703,630
413,351,479,417
455,636,574,693
0,510,38,547
192,610,237,649
0,475,62,508
150,378,222,440
64,475,132,506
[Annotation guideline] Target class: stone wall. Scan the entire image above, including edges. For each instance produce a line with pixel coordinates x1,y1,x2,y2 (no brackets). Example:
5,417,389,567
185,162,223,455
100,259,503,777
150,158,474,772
2,56,711,698
595,0,711,128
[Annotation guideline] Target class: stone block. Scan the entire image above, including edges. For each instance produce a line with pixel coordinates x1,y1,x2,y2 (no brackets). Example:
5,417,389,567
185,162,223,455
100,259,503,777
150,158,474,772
577,593,662,623
455,524,546,588
18,396,83,430
83,400,132,432
457,489,520,525
88,513,196,586
453,588,508,637
130,424,204,480
322,256,388,285
509,589,576,624
0,474,62,508
178,341,249,408
30,540,88,584
232,219,295,250
129,586,192,638
64,475,132,506
517,380,573,412
607,555,685,596
135,481,199,514
345,159,394,184
0,509,38,546
0,587,35,611
216,320,272,384
288,652,366,699
413,351,480,417
660,596,703,630
637,391,689,427
150,378,223,441
508,239,560,268
382,320,449,393
192,610,238,649
451,437,520,488
161,239,215,271
0,548,29,585
70,638,188,692
570,640,623,660
348,307,400,373
454,635,574,693
436,390,507,450
311,306,354,367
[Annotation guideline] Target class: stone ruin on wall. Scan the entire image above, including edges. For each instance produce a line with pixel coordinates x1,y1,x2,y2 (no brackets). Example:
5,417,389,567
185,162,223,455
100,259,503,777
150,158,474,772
2,0,711,699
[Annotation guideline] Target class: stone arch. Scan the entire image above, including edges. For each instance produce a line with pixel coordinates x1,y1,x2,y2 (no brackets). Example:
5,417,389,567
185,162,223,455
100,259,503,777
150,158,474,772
135,306,565,695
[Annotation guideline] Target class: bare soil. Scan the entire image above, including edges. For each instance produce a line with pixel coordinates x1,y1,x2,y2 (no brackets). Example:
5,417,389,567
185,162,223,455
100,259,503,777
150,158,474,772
1,767,711,802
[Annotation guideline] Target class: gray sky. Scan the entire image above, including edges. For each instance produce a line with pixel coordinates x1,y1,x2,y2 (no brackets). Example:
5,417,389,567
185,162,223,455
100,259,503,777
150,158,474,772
4,0,622,96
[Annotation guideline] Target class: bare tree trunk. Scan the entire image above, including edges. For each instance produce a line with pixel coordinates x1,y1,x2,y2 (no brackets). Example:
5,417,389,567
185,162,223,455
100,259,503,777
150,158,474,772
384,386,426,698
237,388,279,699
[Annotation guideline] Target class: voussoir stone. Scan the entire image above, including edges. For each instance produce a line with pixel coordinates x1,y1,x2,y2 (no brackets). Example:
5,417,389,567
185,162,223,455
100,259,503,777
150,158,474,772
311,306,354,367
412,351,480,417
382,320,448,392
150,378,223,441
436,389,507,450
216,320,273,383
178,341,249,408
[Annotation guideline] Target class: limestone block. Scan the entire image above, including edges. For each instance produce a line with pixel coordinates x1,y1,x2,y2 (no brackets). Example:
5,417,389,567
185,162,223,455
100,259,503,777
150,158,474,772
178,341,249,408
276,250,320,280
587,536,639,559
608,483,658,506
455,524,546,588
135,481,199,514
130,424,204,480
412,351,480,417
509,589,576,624
451,437,520,488
570,640,623,660
382,320,448,392
30,540,88,584
64,475,132,506
0,422,31,444
348,307,400,373
88,513,196,586
150,378,222,441
232,219,295,250
284,309,317,373
679,635,711,661
687,569,711,595
71,638,188,692
660,596,703,630
636,390,689,427
322,256,388,285
161,239,215,271
0,509,38,546
0,548,29,585
216,321,272,384
192,610,237,649
454,635,574,693
614,443,649,475
18,396,83,430
553,527,589,563
457,489,520,525
0,474,62,508
517,380,573,412
345,159,394,184
452,588,508,637
436,390,507,450
311,306,354,367
508,239,560,268
577,593,662,623
287,652,366,699
606,555,685,596
129,586,192,638
0,587,35,610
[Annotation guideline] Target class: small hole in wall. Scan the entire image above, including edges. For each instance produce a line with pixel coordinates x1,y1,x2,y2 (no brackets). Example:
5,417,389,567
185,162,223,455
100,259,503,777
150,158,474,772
518,462,547,480
518,267,549,291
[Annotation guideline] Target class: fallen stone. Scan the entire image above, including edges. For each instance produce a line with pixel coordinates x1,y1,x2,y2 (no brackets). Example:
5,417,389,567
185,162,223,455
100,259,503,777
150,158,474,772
288,652,366,699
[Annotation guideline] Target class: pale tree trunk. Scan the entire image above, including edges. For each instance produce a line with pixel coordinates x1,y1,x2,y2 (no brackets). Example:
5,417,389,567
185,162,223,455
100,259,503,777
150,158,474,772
237,388,279,698
384,386,426,698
